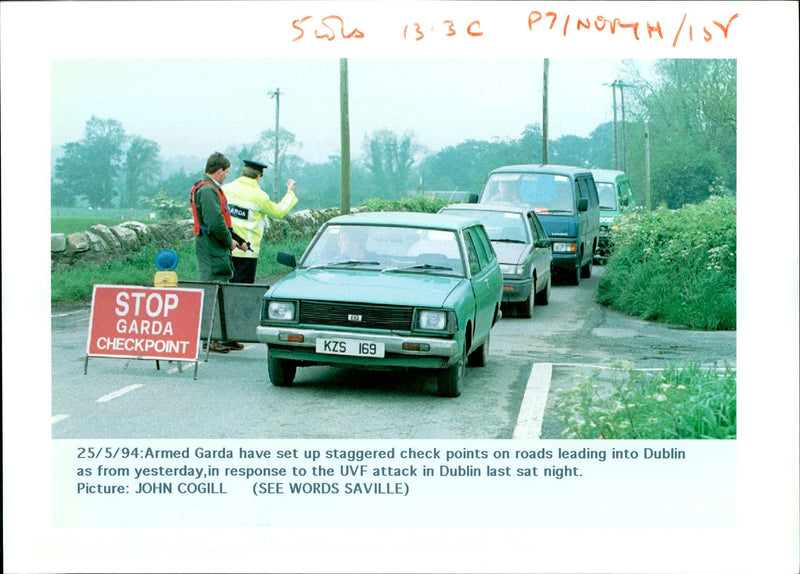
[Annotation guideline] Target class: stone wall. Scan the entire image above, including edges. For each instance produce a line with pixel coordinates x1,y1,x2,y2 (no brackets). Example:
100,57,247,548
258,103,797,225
50,207,356,272
262,207,345,242
50,220,194,272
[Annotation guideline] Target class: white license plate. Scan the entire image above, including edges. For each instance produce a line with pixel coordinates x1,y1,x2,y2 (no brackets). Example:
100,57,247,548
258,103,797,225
316,338,385,358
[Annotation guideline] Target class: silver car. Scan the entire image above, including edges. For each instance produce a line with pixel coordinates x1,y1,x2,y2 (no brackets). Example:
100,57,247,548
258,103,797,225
439,203,552,318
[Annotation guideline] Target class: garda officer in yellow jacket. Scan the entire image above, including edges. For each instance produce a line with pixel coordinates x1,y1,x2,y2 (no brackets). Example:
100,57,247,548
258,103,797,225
222,159,299,284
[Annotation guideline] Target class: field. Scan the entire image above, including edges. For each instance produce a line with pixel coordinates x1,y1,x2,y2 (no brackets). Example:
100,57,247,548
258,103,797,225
52,208,157,235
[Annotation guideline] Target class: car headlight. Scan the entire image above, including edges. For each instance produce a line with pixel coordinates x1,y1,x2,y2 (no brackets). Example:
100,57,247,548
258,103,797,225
418,310,447,330
414,309,457,334
500,263,524,278
553,242,577,253
267,300,297,321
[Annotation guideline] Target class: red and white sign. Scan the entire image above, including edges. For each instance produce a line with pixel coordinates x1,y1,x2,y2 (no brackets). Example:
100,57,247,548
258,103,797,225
86,285,204,361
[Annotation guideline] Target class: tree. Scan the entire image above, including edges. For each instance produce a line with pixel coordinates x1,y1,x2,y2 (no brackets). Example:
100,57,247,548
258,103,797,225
53,116,127,207
298,155,343,209
550,135,591,168
419,140,503,192
362,129,420,197
517,124,544,164
417,125,544,194
156,167,197,201
258,128,300,196
53,141,94,207
147,167,197,219
586,123,616,168
627,59,736,206
224,142,265,174
123,136,161,208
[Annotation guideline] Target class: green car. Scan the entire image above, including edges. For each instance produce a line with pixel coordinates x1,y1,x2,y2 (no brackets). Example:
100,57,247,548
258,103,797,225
256,212,504,397
591,169,635,263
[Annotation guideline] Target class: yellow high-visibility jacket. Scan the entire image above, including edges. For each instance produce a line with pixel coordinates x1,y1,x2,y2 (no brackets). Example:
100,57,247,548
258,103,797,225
222,176,298,259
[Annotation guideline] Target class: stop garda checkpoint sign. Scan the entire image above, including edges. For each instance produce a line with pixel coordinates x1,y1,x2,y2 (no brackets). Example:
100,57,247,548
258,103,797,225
86,285,204,361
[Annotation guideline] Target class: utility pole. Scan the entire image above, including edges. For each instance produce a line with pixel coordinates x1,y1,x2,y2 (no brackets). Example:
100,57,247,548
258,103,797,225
612,83,619,170
268,88,281,197
339,59,351,214
644,120,651,210
541,59,550,164
616,81,637,173
605,79,637,172
604,80,619,169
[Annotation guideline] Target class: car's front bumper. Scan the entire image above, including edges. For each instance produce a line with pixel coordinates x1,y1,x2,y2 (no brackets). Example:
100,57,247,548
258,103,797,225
256,325,461,369
551,251,580,272
501,276,533,303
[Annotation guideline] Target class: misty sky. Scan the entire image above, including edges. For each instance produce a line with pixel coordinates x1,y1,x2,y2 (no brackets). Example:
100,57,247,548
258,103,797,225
51,58,641,163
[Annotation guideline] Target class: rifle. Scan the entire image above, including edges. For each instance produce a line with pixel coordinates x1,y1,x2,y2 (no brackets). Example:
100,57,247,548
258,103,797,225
230,230,254,252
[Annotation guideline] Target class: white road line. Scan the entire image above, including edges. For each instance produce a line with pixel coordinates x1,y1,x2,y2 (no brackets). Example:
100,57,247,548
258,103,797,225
52,414,70,424
513,362,552,440
96,384,143,403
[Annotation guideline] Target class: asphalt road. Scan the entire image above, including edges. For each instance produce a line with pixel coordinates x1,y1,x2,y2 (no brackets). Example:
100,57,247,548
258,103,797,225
51,267,736,439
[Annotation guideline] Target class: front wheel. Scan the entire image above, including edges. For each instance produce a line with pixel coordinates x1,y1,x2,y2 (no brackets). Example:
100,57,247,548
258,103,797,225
535,274,551,305
268,352,296,386
581,256,593,279
468,332,490,367
566,263,581,285
518,277,535,318
438,348,465,397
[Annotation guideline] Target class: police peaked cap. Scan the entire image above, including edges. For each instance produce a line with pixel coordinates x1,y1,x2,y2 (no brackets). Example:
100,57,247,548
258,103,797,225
243,159,270,173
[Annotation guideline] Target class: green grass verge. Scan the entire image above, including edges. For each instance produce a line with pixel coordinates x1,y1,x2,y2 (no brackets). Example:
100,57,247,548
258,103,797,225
556,363,736,439
598,196,736,330
51,237,313,303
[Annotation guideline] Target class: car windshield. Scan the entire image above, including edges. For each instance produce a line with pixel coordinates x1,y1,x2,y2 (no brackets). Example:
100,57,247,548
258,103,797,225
441,209,529,244
596,182,618,210
301,224,466,276
482,173,574,215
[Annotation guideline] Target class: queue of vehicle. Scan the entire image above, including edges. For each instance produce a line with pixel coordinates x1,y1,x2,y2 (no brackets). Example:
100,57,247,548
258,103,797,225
255,164,630,396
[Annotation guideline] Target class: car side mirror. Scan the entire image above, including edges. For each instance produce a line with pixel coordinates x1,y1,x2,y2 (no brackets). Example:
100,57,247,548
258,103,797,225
578,198,589,212
276,251,297,268
468,192,479,203
535,239,551,248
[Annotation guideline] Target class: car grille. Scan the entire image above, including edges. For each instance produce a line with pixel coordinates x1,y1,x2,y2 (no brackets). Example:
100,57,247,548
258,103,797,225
300,300,414,330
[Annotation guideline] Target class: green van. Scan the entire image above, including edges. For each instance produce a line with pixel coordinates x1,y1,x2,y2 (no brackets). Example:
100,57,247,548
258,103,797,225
591,169,635,263
479,165,600,285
